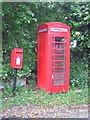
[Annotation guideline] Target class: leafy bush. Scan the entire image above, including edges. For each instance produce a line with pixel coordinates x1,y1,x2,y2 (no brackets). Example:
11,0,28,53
2,40,37,83
70,61,88,89
2,63,13,82
2,2,89,89
3,84,24,98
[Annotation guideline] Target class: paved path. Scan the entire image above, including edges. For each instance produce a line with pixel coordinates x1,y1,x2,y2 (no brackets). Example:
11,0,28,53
0,104,89,118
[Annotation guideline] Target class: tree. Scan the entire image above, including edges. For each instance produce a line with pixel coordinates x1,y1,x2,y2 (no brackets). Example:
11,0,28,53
64,2,90,62
2,2,89,87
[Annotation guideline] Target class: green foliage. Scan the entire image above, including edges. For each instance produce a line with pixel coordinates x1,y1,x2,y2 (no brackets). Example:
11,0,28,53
2,84,24,98
67,2,90,60
2,2,37,82
70,61,88,89
3,85,13,97
2,2,89,88
2,63,13,81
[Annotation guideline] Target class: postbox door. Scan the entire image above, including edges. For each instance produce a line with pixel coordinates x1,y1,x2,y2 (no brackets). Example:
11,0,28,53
10,48,23,69
51,36,68,86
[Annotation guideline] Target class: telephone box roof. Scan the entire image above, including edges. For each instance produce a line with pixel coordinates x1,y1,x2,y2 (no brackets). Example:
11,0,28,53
40,22,70,28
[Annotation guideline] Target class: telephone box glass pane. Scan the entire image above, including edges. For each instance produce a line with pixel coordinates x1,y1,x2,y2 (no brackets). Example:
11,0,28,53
52,55,66,60
52,74,66,79
55,43,65,48
53,80,66,85
55,37,65,42
52,49,66,54
55,56,66,60
52,68,66,73
52,62,66,66
52,43,55,48
52,36,55,42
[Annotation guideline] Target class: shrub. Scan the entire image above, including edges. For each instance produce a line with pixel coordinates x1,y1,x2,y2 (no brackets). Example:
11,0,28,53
70,61,88,89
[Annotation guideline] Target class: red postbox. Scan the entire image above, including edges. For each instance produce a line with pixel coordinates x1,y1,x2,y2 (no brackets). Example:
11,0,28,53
37,22,70,93
10,48,23,69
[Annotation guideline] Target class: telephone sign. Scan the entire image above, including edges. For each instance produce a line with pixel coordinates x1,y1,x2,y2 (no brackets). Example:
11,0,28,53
10,48,23,69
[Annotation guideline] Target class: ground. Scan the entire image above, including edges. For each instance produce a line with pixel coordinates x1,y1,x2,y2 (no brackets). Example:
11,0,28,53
0,83,89,119
0,104,89,118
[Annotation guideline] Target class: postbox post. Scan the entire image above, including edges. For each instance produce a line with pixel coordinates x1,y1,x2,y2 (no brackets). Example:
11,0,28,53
13,68,17,95
10,48,23,95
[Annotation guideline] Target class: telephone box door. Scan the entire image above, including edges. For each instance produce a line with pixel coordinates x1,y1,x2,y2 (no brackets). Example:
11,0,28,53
51,35,70,92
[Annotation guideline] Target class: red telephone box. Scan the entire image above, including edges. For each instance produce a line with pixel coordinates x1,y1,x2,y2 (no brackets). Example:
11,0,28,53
37,22,70,93
10,48,23,69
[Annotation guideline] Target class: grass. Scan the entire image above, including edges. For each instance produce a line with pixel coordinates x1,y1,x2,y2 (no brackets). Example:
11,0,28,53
1,84,88,110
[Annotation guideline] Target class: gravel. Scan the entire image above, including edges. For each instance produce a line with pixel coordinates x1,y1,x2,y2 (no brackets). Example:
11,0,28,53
0,104,89,118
